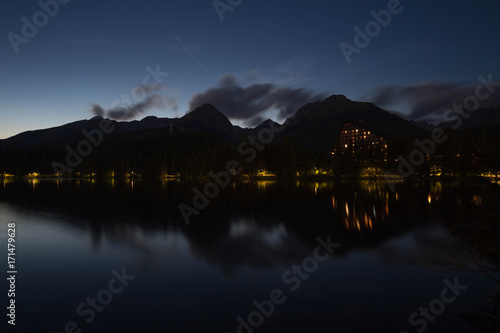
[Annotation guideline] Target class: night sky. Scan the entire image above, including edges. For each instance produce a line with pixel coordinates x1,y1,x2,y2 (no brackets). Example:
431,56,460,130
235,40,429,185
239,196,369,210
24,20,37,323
1,0,499,139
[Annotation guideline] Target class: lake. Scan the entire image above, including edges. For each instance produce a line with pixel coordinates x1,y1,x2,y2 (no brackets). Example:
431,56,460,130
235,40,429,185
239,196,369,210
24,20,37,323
1,178,499,333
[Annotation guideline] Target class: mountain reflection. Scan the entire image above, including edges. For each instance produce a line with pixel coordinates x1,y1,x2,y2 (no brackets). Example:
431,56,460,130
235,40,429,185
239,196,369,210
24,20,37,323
0,178,494,274
188,220,313,275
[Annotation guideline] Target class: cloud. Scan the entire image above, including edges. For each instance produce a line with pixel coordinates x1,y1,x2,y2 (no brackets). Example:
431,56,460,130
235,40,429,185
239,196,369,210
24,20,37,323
91,104,106,117
363,79,500,122
367,225,479,271
188,74,325,127
245,116,265,128
90,84,177,121
188,222,312,275
105,95,164,120
219,73,238,87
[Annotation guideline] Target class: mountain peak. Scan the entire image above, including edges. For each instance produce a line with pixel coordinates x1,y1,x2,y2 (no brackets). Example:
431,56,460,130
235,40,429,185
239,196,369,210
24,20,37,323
141,116,158,121
254,119,280,131
191,103,220,113
281,94,427,151
179,104,238,142
185,104,230,122
324,95,351,105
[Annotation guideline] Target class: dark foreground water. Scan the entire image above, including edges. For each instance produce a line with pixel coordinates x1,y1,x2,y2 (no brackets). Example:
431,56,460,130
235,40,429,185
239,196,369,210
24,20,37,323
1,178,499,333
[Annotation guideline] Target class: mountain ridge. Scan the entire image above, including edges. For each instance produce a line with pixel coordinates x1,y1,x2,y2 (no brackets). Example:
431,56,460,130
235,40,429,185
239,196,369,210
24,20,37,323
280,94,427,150
0,95,455,151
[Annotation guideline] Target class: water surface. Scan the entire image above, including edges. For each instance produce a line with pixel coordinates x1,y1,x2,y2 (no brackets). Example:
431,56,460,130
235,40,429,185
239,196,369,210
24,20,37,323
1,178,499,332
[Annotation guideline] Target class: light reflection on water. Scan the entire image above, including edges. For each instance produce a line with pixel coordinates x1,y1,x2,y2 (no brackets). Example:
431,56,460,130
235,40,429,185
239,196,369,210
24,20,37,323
0,179,498,333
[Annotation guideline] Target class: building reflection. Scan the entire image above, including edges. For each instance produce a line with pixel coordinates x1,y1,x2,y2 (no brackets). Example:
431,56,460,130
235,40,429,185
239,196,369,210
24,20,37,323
30,177,39,194
332,181,392,233
254,180,276,191
426,181,443,205
2,178,14,189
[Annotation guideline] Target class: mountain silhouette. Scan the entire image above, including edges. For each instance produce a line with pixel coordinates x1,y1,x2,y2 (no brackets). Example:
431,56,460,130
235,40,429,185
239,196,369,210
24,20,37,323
437,107,500,129
0,95,430,151
177,104,242,143
281,95,427,151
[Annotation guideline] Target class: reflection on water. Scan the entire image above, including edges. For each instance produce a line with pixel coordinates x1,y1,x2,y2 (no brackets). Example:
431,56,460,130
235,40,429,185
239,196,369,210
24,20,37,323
331,181,392,233
0,178,498,332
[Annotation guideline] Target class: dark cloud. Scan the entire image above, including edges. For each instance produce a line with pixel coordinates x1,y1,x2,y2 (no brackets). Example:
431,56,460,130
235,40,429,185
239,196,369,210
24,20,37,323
90,84,176,121
219,73,238,87
91,104,105,117
188,74,325,126
106,95,164,120
363,78,500,122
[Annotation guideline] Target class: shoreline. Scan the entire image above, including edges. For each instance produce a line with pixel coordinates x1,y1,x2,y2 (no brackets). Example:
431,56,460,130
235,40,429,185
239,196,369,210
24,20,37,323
0,174,498,183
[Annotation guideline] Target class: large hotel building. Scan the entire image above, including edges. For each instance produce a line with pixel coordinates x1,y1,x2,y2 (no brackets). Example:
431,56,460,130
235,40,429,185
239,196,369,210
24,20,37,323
332,122,388,161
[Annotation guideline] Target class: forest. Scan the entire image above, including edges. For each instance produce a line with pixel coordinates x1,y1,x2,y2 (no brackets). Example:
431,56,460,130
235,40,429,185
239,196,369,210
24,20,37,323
0,124,499,179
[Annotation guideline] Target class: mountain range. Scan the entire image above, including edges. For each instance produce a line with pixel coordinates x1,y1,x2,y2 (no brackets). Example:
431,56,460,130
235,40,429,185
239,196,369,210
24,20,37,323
1,95,499,152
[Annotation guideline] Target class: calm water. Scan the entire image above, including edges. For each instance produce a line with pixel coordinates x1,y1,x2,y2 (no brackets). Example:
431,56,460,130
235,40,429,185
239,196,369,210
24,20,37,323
1,178,499,333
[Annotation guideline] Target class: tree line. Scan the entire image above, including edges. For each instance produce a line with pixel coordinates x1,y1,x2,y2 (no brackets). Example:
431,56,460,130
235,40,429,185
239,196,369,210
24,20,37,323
0,124,499,178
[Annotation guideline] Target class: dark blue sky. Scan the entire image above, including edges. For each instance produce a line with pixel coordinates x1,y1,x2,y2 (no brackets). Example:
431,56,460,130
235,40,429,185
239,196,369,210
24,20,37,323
1,0,499,138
